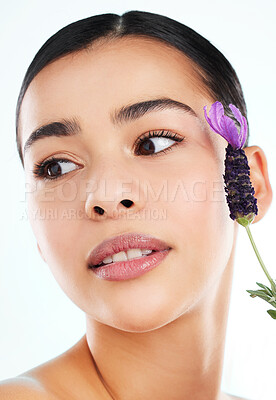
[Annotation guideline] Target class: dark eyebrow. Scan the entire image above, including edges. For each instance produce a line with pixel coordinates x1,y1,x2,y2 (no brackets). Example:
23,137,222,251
23,118,81,156
111,97,197,125
23,97,197,155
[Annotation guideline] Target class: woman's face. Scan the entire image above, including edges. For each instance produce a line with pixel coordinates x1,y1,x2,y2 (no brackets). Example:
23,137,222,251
20,37,235,331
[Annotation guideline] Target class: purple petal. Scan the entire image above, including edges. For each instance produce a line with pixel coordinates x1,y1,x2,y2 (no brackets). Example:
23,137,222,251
219,115,240,148
204,104,235,144
203,105,221,135
229,104,248,148
240,116,248,147
229,104,243,126
208,101,225,132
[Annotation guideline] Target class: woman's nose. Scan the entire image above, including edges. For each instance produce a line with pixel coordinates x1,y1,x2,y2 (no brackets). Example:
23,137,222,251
84,177,147,220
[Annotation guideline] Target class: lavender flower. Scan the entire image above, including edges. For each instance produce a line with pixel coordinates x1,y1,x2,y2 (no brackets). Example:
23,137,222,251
204,101,276,319
204,102,257,224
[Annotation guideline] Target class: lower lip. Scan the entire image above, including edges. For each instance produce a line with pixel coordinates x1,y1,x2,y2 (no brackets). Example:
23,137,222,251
90,249,171,281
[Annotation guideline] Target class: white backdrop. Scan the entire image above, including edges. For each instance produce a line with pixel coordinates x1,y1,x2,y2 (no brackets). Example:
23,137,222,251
0,1,275,399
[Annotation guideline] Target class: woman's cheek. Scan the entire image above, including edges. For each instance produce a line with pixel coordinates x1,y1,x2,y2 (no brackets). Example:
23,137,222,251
26,180,82,265
169,152,233,262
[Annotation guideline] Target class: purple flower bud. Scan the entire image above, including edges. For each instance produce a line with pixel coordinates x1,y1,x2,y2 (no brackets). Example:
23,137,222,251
224,143,258,224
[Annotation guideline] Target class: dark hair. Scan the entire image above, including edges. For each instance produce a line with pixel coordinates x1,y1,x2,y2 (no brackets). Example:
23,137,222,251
16,10,249,165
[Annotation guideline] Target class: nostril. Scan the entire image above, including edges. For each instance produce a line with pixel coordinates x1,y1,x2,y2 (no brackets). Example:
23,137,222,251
94,206,105,215
92,200,133,216
121,199,133,208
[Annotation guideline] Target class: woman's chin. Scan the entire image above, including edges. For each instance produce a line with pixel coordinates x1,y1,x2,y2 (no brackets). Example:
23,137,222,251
93,299,188,333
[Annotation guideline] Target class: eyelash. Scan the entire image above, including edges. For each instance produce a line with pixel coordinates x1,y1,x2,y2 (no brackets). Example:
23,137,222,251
134,130,184,155
32,130,185,181
32,157,77,182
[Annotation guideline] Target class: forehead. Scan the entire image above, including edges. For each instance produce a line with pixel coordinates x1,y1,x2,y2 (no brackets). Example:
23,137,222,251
20,36,210,146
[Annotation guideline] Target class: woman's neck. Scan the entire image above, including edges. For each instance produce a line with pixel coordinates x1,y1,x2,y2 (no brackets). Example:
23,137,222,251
85,248,235,400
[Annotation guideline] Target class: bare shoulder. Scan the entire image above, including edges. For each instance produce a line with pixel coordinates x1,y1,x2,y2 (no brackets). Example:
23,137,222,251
0,376,56,399
0,335,102,400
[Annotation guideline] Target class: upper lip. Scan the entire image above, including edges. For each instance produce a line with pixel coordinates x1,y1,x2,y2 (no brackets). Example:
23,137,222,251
87,232,172,267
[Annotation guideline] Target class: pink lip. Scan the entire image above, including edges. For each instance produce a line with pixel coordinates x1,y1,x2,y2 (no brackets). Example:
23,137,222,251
87,232,172,268
90,249,171,281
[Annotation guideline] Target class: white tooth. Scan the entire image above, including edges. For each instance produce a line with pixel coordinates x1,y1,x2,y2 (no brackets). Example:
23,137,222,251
141,249,153,255
101,249,154,265
102,256,113,264
112,251,128,263
126,248,143,260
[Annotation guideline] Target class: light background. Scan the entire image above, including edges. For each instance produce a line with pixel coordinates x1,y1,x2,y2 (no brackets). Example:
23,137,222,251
0,1,275,399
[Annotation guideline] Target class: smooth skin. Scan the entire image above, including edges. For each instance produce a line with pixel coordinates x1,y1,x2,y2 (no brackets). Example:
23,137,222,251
1,36,272,399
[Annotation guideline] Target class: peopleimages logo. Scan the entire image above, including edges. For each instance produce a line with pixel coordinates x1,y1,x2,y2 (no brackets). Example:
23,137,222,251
21,178,225,203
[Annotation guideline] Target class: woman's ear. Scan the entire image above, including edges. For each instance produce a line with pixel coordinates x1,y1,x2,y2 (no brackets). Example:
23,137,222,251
243,145,273,223
37,242,46,263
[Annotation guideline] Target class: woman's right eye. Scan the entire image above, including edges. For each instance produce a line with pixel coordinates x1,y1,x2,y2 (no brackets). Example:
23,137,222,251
33,157,80,181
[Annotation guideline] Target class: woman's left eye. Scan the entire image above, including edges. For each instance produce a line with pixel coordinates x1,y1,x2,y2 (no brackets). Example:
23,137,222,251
134,130,185,156
32,157,80,181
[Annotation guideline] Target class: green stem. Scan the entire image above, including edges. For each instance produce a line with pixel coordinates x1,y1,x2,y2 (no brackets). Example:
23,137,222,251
245,225,276,293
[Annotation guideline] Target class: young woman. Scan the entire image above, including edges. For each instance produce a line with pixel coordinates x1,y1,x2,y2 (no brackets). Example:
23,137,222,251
0,10,272,400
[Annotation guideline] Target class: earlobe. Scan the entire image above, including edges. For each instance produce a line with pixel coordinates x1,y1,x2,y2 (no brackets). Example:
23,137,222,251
243,145,273,223
37,243,46,263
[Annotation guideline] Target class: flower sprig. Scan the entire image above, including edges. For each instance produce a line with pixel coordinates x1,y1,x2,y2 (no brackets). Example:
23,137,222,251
204,101,276,319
